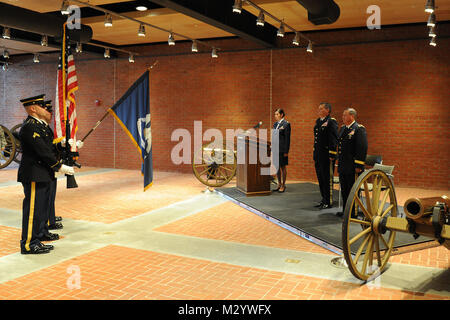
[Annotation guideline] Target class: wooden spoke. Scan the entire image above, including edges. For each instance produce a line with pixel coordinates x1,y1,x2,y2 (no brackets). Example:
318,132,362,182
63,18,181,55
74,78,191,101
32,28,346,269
354,234,371,265
381,204,394,218
361,235,374,275
363,181,372,215
350,218,371,226
355,195,372,219
376,188,390,216
349,227,372,246
374,235,382,267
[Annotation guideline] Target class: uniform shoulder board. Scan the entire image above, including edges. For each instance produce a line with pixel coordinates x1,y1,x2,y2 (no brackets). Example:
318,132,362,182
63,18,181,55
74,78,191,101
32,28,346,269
330,117,337,121
25,117,37,124
358,124,365,128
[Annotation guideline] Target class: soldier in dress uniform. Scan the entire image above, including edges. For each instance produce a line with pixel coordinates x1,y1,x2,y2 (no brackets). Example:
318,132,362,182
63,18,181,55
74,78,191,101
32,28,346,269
17,94,74,254
42,101,64,231
313,102,338,209
336,108,368,217
272,108,291,193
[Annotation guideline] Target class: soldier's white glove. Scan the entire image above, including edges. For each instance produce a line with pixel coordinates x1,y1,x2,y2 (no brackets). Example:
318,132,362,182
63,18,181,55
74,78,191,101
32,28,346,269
76,140,84,149
68,138,75,147
61,137,66,145
59,164,74,175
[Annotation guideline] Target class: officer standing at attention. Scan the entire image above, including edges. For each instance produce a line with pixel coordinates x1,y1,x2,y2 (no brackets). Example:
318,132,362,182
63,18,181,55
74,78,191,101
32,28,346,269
18,94,74,254
273,108,291,193
336,108,368,217
313,102,338,209
42,101,64,231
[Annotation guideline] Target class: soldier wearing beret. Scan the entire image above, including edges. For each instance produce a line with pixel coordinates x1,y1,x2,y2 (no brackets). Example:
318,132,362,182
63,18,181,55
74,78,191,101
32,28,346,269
336,108,368,217
17,94,74,254
313,102,338,209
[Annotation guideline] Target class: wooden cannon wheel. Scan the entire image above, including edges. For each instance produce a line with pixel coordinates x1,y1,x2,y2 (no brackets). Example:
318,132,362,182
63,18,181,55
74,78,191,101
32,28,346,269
342,168,398,281
192,142,237,188
0,125,17,169
10,124,22,164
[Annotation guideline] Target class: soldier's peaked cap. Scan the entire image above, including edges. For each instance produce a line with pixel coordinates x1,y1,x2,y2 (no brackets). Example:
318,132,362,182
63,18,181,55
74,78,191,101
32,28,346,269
20,94,46,107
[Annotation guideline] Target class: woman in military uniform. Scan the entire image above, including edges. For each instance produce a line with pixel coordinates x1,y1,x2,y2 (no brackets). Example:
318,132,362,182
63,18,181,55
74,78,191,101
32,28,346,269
272,108,291,193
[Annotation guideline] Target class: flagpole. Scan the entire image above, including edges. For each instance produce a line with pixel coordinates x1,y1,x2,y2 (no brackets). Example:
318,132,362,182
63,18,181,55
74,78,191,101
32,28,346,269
81,60,159,143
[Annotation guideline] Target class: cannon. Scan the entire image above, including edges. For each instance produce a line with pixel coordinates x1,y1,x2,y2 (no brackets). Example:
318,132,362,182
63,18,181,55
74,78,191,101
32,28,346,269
192,142,237,188
192,122,264,188
341,168,449,281
0,124,22,169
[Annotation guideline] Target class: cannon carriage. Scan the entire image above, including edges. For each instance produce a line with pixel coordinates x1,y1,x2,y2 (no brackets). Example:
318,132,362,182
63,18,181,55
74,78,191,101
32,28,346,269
192,141,237,188
0,124,22,169
341,168,449,281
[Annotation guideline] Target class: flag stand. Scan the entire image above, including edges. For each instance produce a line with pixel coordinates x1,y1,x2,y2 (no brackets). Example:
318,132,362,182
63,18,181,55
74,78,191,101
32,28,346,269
80,60,159,143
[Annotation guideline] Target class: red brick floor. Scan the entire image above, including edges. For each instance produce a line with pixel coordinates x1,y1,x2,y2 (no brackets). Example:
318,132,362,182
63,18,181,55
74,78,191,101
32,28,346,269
0,245,447,300
0,168,448,300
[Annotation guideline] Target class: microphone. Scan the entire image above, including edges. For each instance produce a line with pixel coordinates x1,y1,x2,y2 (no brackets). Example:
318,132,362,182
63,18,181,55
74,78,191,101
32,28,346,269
253,121,262,129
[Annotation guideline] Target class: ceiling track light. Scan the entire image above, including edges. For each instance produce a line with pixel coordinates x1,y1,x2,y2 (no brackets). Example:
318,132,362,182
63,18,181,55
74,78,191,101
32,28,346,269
136,6,148,11
429,26,436,37
41,35,48,47
129,54,135,63
233,0,243,14
191,40,198,52
429,37,437,46
427,13,436,27
168,32,175,46
425,0,435,13
2,27,11,39
104,13,113,27
76,42,83,53
211,47,218,58
33,53,40,63
3,50,9,59
292,32,300,46
61,0,70,15
277,23,285,37
256,11,265,26
104,48,111,58
307,41,313,53
138,24,146,37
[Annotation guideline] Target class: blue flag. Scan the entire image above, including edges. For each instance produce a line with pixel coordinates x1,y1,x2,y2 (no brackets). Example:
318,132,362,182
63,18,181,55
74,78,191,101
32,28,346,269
108,70,153,191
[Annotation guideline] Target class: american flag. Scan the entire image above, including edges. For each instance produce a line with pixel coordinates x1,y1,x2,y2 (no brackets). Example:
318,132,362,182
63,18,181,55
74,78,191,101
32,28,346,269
53,28,78,152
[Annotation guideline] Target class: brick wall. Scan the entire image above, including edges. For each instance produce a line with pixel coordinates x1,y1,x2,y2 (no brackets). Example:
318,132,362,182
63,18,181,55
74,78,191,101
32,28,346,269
0,33,448,189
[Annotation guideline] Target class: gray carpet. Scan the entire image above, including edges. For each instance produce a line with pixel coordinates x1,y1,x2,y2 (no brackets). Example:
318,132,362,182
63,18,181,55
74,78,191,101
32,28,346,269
217,182,432,253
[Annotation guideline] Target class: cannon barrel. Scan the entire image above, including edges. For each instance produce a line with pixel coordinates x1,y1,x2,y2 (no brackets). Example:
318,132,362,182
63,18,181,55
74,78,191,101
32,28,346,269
404,196,449,220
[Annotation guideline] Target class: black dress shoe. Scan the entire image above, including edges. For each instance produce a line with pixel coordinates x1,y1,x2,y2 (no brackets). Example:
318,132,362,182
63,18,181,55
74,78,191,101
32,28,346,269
336,211,344,217
21,245,51,255
49,222,63,230
314,202,324,208
39,233,59,241
39,242,54,250
55,216,63,222
320,204,333,209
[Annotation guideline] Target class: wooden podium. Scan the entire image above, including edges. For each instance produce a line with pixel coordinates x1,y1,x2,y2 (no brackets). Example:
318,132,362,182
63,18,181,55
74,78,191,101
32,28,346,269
236,133,271,196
